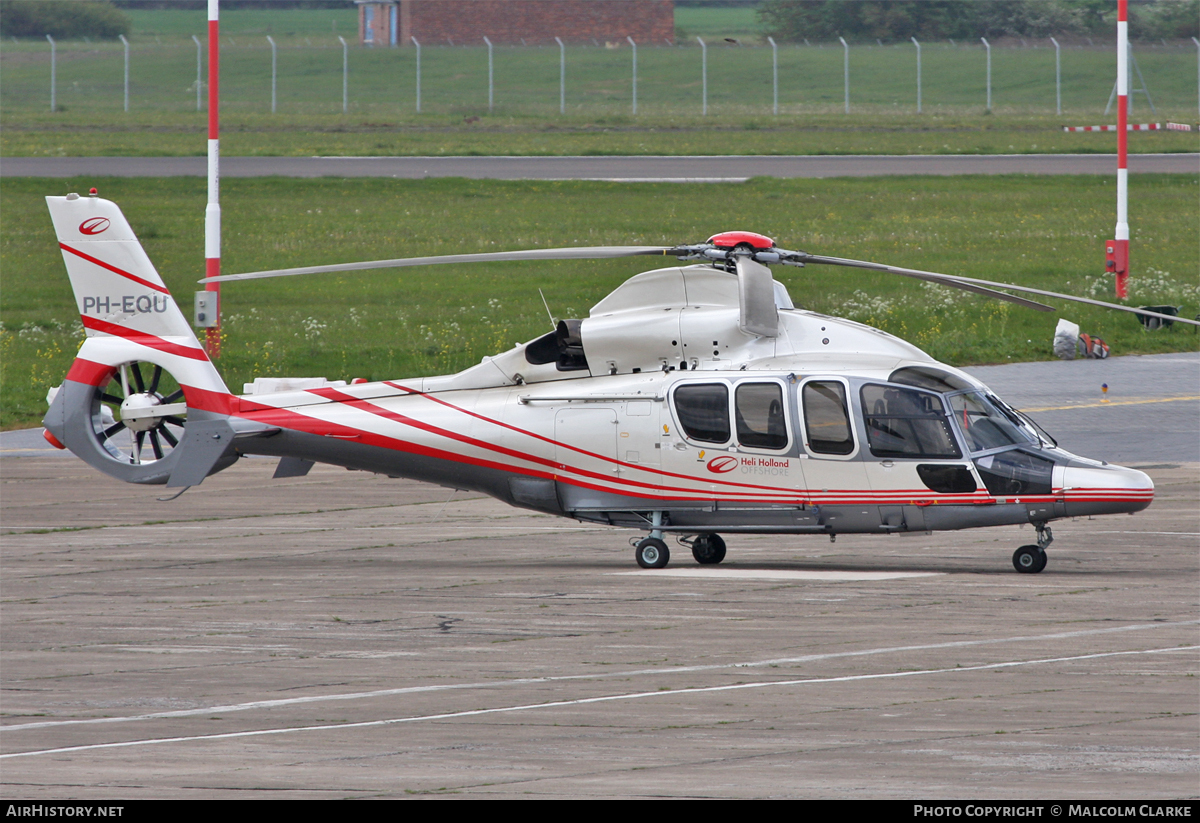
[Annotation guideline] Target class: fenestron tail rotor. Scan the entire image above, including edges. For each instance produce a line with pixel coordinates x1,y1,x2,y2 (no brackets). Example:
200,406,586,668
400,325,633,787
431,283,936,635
95,361,187,466
206,231,1198,328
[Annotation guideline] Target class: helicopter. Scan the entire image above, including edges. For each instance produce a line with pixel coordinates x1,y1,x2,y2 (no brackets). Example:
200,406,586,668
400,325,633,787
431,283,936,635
43,192,1188,574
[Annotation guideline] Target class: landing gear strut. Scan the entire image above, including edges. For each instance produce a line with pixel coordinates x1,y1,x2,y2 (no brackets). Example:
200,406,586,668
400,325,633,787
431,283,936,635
1013,524,1053,574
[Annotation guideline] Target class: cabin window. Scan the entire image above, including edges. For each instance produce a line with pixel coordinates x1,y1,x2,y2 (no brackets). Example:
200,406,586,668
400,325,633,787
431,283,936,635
802,381,854,455
735,382,788,450
917,464,977,494
975,450,1054,496
673,383,730,444
860,384,961,459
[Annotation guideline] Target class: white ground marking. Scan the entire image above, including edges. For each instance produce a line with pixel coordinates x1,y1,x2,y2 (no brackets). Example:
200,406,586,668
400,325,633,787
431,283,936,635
613,569,942,581
3,645,1195,760
3,620,1194,734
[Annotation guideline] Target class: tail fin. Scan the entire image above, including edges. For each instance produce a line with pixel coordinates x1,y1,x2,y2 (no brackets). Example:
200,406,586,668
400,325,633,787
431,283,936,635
45,192,229,396
43,193,236,485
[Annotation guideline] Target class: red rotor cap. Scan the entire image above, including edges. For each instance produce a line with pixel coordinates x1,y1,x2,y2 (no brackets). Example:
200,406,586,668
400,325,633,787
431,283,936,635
706,231,775,250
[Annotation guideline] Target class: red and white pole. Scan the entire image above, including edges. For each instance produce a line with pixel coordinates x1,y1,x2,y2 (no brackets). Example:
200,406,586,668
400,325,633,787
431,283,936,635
205,0,222,356
1106,0,1130,299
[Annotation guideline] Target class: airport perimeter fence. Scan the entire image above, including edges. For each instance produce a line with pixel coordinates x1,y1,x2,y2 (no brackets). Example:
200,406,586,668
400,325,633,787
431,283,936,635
4,35,1200,119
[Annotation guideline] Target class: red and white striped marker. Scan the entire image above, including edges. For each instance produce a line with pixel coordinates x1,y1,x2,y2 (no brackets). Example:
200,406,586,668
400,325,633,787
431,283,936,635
1106,0,1130,300
1063,123,1159,132
1165,122,1194,131
205,0,221,357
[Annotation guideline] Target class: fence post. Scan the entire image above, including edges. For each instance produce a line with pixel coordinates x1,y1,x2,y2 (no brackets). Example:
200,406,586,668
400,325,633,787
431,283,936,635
981,37,992,111
1194,37,1200,117
119,34,129,112
338,35,348,113
839,36,848,113
266,35,277,113
697,37,707,115
192,34,202,111
412,37,421,112
484,36,493,113
627,36,637,114
1050,37,1061,114
46,34,55,112
911,37,921,113
768,36,778,115
556,36,565,114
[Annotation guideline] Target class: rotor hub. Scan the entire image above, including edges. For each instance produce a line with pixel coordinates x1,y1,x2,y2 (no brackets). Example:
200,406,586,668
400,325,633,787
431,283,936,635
120,392,175,432
706,231,775,251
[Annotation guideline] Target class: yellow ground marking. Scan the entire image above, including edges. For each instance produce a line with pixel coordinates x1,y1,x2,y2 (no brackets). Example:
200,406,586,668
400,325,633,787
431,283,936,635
1023,395,1200,412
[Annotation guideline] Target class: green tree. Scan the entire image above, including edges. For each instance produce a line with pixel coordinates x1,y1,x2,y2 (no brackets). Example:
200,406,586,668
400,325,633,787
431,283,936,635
757,0,1196,42
0,0,131,39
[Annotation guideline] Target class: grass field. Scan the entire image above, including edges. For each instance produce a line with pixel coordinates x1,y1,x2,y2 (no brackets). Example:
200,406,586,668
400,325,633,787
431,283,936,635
4,110,1198,158
674,4,764,42
3,174,1196,430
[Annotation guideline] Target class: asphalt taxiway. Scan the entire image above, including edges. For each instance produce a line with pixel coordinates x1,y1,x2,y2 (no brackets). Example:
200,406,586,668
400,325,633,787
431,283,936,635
1,354,1196,798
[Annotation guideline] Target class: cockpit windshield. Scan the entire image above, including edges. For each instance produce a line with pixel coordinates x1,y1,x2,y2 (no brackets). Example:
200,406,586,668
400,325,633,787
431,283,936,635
948,391,1038,453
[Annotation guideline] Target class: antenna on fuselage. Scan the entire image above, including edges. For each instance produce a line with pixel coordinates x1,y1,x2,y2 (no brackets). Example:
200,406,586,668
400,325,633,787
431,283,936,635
538,288,556,330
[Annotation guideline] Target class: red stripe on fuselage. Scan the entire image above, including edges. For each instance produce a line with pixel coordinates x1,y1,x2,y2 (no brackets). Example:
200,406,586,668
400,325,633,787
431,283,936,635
184,385,786,504
306,386,744,500
59,243,170,294
384,381,826,498
210,389,699,501
185,383,1153,509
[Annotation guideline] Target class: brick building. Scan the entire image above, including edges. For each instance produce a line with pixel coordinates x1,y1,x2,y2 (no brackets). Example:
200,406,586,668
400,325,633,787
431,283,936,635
356,0,674,47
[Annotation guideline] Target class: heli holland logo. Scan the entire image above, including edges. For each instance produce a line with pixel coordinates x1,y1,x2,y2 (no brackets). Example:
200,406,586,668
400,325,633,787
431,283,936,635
706,456,739,474
78,217,111,235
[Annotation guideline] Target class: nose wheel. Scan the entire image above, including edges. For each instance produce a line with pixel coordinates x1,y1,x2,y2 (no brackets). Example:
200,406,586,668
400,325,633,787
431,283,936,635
1012,545,1047,573
1013,524,1052,573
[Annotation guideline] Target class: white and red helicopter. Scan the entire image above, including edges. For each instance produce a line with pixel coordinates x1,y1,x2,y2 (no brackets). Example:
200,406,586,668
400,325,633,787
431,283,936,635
44,192,1187,573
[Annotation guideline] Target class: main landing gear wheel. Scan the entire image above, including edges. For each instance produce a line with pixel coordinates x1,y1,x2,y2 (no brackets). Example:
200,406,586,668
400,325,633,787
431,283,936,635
690,533,727,565
94,361,187,465
1012,545,1048,574
635,537,670,569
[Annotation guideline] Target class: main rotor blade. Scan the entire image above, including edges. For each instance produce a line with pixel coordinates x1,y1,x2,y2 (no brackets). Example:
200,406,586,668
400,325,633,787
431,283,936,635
800,254,1055,312
206,246,679,284
801,254,1200,327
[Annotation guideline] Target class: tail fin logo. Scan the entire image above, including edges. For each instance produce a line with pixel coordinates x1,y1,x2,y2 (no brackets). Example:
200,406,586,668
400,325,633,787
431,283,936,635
79,217,110,235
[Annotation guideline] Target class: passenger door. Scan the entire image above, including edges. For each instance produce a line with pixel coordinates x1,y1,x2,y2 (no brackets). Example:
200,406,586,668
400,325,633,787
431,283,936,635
797,378,871,515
